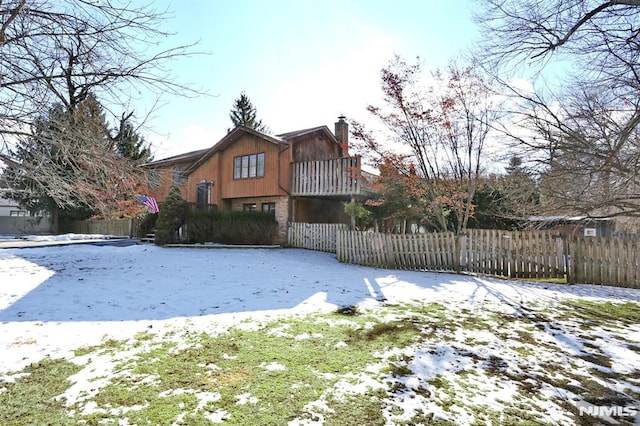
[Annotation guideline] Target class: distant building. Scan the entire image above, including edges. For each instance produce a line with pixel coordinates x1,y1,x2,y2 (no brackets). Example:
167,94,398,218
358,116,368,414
527,216,615,238
0,184,29,217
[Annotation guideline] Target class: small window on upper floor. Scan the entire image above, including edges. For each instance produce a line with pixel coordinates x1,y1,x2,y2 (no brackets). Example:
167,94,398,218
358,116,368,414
173,165,187,186
233,153,265,179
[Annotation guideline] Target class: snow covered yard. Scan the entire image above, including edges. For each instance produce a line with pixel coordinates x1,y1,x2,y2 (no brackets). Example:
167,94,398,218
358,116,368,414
1,243,639,424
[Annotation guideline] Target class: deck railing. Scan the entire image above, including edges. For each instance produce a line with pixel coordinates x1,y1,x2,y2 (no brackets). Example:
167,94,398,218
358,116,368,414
291,157,364,196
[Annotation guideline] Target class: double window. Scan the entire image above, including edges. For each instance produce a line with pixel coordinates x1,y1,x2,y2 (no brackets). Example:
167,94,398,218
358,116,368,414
234,153,265,179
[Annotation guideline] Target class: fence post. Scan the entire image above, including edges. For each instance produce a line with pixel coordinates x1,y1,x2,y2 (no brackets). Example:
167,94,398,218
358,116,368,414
455,232,465,273
458,232,467,273
566,236,576,284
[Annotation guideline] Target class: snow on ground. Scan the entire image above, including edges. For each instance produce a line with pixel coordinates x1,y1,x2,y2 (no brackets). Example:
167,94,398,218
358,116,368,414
0,245,640,374
21,233,124,242
1,242,637,375
1,241,639,423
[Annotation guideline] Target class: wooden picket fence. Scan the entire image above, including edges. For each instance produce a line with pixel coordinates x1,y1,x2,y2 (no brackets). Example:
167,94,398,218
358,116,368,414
568,236,639,288
288,223,639,288
287,222,348,252
461,229,567,279
336,230,458,271
59,218,141,238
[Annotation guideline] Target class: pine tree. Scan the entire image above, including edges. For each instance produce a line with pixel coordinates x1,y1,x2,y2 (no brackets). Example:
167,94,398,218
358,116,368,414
2,96,110,220
154,186,188,245
1,94,147,224
112,113,153,164
229,92,269,132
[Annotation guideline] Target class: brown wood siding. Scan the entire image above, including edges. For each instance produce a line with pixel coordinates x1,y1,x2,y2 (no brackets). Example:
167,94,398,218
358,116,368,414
145,165,188,202
219,134,287,199
292,134,340,162
279,144,292,194
186,154,221,205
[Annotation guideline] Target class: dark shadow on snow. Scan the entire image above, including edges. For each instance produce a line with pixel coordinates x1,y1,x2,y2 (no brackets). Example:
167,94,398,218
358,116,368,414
0,246,451,323
2,245,638,324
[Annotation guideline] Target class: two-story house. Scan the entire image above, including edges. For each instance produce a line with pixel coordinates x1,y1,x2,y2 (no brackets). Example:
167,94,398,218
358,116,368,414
143,117,372,241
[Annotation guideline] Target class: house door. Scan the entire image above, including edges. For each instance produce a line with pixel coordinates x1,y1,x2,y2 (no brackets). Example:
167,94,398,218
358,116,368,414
196,182,210,206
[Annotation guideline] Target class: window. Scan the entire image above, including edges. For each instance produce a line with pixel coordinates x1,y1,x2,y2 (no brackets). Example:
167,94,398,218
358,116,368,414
148,170,160,189
243,203,257,211
249,154,257,177
261,202,276,217
9,210,27,217
196,182,209,205
233,153,265,179
173,165,187,186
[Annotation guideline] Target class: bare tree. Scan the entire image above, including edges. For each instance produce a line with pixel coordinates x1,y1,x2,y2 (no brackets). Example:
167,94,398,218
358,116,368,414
494,85,640,218
0,0,202,215
475,1,640,87
2,95,147,227
475,0,640,220
353,56,499,233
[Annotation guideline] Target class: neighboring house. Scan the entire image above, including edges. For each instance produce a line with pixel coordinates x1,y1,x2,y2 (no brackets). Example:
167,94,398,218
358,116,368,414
527,216,615,237
0,180,51,234
143,117,373,241
0,182,29,217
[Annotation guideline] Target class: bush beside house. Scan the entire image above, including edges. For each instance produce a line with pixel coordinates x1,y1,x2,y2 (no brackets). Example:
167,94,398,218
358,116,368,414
186,210,278,245
154,187,188,245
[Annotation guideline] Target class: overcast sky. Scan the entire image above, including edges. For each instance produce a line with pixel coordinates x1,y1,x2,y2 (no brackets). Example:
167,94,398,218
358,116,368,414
143,0,478,159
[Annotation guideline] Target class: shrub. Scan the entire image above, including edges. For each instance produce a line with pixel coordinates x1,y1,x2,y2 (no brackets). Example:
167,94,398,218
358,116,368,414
154,187,188,245
138,212,158,238
186,209,277,245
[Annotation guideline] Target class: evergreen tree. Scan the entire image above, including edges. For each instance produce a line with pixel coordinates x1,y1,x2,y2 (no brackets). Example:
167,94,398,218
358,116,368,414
111,113,154,164
1,94,146,225
229,92,269,132
154,187,188,245
3,96,109,220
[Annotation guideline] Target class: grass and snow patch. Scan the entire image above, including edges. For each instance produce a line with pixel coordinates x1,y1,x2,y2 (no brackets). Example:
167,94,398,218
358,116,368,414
1,245,639,424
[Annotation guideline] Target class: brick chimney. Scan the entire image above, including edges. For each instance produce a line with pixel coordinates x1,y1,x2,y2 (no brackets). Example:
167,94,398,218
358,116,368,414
335,115,348,156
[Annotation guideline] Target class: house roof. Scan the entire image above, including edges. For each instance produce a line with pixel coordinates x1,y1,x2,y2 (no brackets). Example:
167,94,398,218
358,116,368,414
143,124,340,176
142,148,209,168
184,126,286,176
528,216,613,222
277,125,337,143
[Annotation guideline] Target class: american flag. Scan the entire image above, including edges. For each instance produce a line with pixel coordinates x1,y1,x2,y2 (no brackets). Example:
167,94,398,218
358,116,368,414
136,195,160,214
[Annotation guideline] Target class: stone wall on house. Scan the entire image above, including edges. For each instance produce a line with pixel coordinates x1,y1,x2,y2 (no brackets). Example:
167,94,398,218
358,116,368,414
229,195,289,243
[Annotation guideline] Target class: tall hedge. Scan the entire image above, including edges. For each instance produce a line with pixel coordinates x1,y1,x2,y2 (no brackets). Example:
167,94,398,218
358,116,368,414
154,187,188,245
186,209,277,245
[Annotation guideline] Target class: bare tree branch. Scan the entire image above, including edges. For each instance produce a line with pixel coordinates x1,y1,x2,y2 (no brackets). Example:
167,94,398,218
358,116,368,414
0,0,206,216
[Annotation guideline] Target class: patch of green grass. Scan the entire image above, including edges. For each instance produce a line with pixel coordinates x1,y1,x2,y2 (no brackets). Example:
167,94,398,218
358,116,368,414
0,358,81,426
321,393,386,425
560,300,640,328
509,344,535,357
66,307,428,424
73,337,128,357
3,298,638,425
